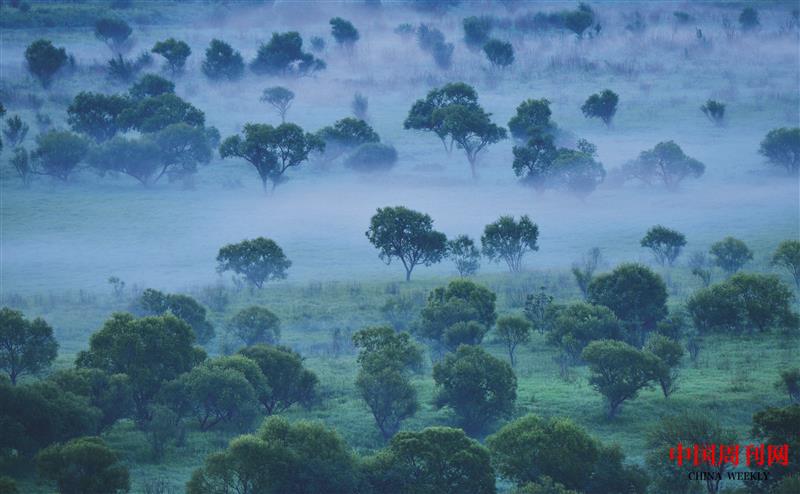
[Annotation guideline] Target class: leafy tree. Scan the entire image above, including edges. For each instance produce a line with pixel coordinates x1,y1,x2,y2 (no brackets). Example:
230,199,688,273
700,99,725,125
10,147,32,185
48,368,133,431
524,287,555,334
353,326,423,374
416,24,455,70
105,53,149,83
250,32,325,76
547,302,622,363
564,7,594,37
512,135,558,189
66,92,131,142
152,38,191,75
481,215,539,273
508,98,554,141
344,142,398,172
228,306,280,347
135,288,215,344
3,115,29,148
150,122,214,181
76,313,205,423
216,237,291,288
750,405,800,490
202,39,245,81
129,73,174,99
463,16,493,50
238,345,318,414
260,86,295,123
32,130,88,180
187,416,359,494
143,405,178,462
688,251,713,287
571,247,602,298
119,93,204,133
317,117,379,160
483,39,514,68
365,206,447,281
433,345,517,434
447,234,481,276
772,240,800,288
551,144,605,198
644,334,683,398
687,273,799,334
330,17,359,47
739,7,760,31
759,127,800,174
640,225,687,267
94,17,132,54
404,82,479,152
220,123,323,192
0,307,58,385
581,340,659,418
581,89,618,126
622,141,705,190
709,236,752,275
587,263,667,346
419,279,497,352
36,437,129,494
88,135,161,186
496,315,531,367
25,39,68,88
363,427,496,494
431,103,507,178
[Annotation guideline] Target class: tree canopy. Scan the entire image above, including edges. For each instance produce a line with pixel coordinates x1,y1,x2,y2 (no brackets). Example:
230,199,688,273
640,225,687,267
622,141,705,190
25,39,68,88
0,307,58,385
481,215,539,273
216,237,291,288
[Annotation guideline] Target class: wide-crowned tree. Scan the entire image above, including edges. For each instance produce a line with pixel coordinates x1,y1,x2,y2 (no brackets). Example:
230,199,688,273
228,306,280,347
431,102,506,178
640,225,687,267
550,143,606,198
419,279,497,353
404,82,479,152
759,128,799,174
260,86,295,123
94,17,132,54
119,93,205,133
220,122,323,192
508,98,555,141
581,89,618,126
76,313,205,423
32,130,89,181
772,240,800,289
447,234,481,277
330,17,360,47
644,334,683,398
582,340,659,418
512,135,558,190
129,73,174,99
365,206,447,281
152,38,191,76
238,345,318,414
36,436,129,494
202,39,245,81
622,141,705,190
66,92,131,143
216,237,291,288
547,302,622,363
709,236,752,275
88,135,161,186
495,315,531,367
250,32,325,76
0,307,58,385
135,288,215,344
481,215,539,273
433,345,517,435
25,39,68,88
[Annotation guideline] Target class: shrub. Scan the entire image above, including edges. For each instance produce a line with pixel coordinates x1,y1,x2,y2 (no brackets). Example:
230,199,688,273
344,142,398,172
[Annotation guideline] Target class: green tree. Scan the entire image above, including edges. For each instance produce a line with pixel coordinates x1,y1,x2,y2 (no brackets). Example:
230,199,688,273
495,315,532,367
250,32,325,76
66,92,131,143
432,103,506,178
404,82,479,152
508,98,554,141
709,236,753,275
260,86,295,123
512,135,558,189
623,141,705,190
238,344,318,414
483,39,514,68
640,225,687,267
739,7,760,31
644,334,684,398
564,6,594,37
344,142,398,172
136,288,215,344
3,115,29,148
32,130,88,181
186,416,359,494
772,240,800,289
759,127,799,174
76,313,205,423
463,16,493,50
582,340,659,418
88,135,161,186
152,38,191,75
94,17,132,54
777,368,800,403
25,39,68,88
202,39,245,81
547,302,622,363
581,89,618,126
688,251,713,287
419,279,497,353
317,117,379,160
750,405,800,489
571,247,602,298
151,122,214,181
524,287,555,334
228,306,280,347
216,237,291,288
447,234,481,277
551,144,605,198
36,437,129,494
119,93,205,133
0,307,58,385
481,215,539,273
48,368,133,431
330,17,360,47
365,206,447,281
433,345,517,434
129,73,175,99
700,100,725,125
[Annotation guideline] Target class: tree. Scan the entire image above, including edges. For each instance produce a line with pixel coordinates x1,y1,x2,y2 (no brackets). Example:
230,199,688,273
581,340,659,418
344,143,398,172
353,326,423,374
508,98,554,141
260,86,295,123
317,117,379,160
564,6,594,37
0,307,58,385
238,345,318,414
483,39,514,68
216,237,291,288
759,127,799,174
87,135,161,186
220,123,323,192
709,236,752,275
431,103,507,178
404,82,479,152
3,115,29,148
25,39,68,88
76,313,205,423
622,141,705,190
10,147,32,185
772,240,800,289
66,92,130,143
547,302,622,363
481,215,539,273
551,145,605,198
571,247,602,298
688,251,713,287
228,306,280,347
129,73,174,99
419,279,497,353
644,334,684,398
416,24,455,69
581,89,618,127
433,345,517,435
48,368,133,431
95,17,132,54
524,287,555,334
739,7,760,31
777,368,800,403
250,32,325,76
31,130,89,181
202,39,245,81
463,16,493,50
152,38,191,76
496,315,531,367
640,225,687,267
187,416,359,494
151,122,214,181
700,100,725,125
587,263,667,346
119,93,204,133
330,17,359,47
447,234,481,276
143,405,178,462
135,289,215,344
512,135,558,189
365,206,447,281
687,273,799,334
0,477,18,494
751,405,800,490
36,437,129,494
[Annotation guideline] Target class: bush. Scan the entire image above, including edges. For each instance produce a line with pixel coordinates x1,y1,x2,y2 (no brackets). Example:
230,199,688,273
483,38,514,67
463,16,492,50
25,39,68,88
250,32,325,76
202,39,244,81
344,142,398,172
417,24,454,70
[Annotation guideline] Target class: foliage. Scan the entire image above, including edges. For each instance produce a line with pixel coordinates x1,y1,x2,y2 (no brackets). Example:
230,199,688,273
564,7,594,37
202,39,245,81
581,89,618,126
550,144,605,198
481,215,539,273
48,368,133,431
10,147,32,185
622,141,705,190
709,236,753,275
463,16,492,50
750,405,800,488
250,32,325,76
36,436,129,494
700,99,725,125
404,82,479,151
228,306,280,347
508,98,554,141
31,130,89,181
67,91,131,142
739,7,760,31
512,135,558,189
640,225,687,267
483,38,514,67
759,127,800,174
216,237,291,288
330,17,359,46
152,38,191,75
260,86,295,123
571,247,602,298
25,39,68,88
547,303,622,363
447,234,481,277
688,251,713,287
495,315,531,367
94,17,132,54
344,142,398,172
3,115,29,148
135,288,215,344
416,24,454,70
772,240,800,288
419,279,497,352
644,334,684,398
431,103,507,177
119,93,204,133
238,345,318,414
129,73,175,99
524,288,555,334
0,307,58,384
317,117,379,160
